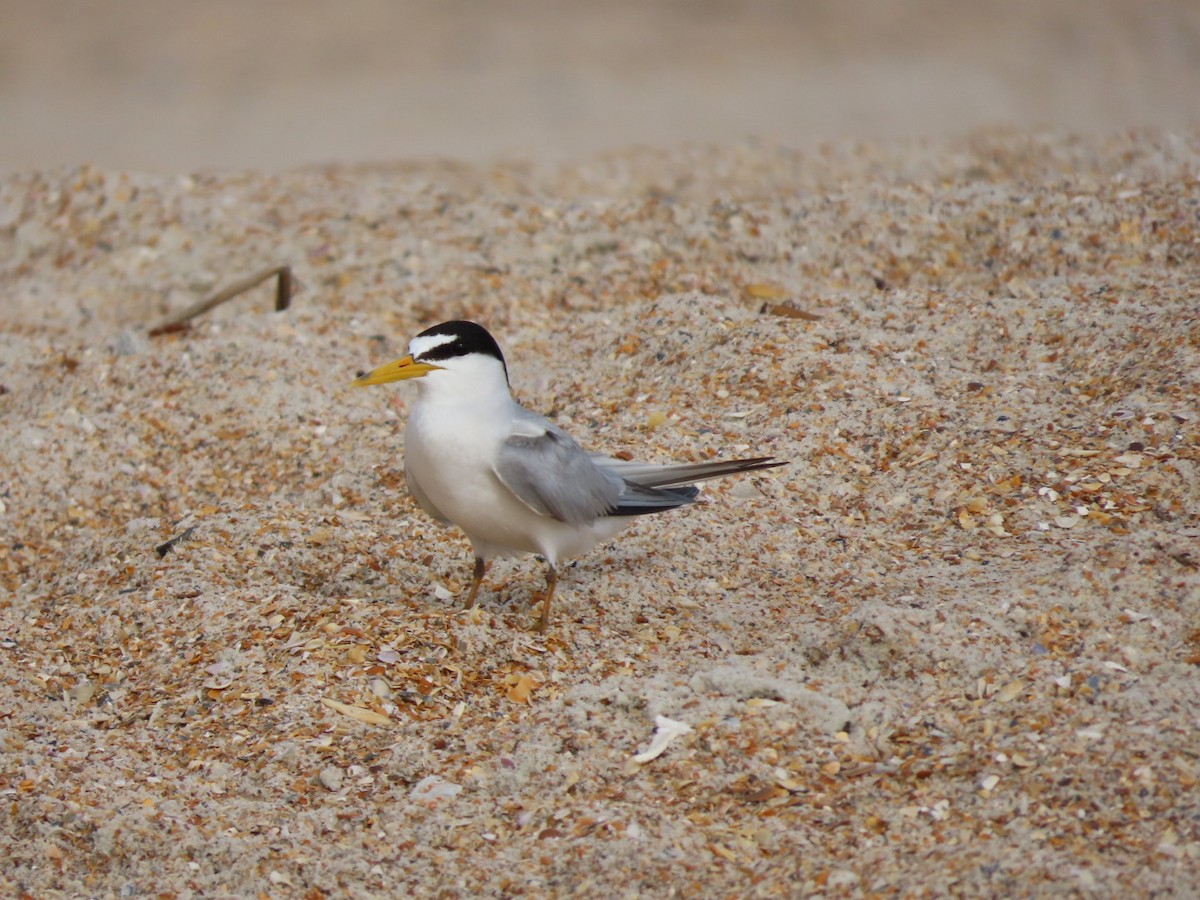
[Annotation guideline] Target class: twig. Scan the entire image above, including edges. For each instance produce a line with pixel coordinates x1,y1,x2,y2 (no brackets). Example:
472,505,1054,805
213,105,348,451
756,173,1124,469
149,265,295,336
155,526,197,559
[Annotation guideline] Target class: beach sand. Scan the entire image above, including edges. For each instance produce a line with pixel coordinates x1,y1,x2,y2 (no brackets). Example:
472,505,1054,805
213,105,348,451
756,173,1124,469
2,128,1198,896
3,2,1200,895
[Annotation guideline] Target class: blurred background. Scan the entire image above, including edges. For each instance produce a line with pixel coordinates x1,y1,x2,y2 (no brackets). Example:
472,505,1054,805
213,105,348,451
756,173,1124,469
1,0,1198,173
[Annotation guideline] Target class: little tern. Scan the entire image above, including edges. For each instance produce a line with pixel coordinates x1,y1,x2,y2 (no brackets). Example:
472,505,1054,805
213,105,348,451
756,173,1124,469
354,320,784,632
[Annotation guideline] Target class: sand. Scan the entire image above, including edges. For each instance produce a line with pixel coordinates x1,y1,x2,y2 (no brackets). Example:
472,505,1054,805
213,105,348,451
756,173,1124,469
2,129,1199,896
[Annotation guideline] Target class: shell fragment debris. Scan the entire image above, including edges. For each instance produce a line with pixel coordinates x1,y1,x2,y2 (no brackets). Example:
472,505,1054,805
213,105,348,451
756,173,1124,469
321,697,390,726
632,715,693,764
377,647,402,664
410,775,463,802
745,697,781,709
994,679,1026,703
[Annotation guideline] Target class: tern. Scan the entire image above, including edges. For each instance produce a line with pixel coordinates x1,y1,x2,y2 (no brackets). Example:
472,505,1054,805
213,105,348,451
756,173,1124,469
354,320,784,632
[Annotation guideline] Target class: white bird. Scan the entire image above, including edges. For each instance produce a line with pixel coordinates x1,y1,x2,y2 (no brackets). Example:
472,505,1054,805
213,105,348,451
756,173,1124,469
354,320,784,632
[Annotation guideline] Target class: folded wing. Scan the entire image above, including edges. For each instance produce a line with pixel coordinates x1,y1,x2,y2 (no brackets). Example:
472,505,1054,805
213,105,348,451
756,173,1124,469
495,411,785,526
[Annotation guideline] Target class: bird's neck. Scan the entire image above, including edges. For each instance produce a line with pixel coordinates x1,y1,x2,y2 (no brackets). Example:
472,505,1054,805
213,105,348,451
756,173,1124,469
413,372,514,418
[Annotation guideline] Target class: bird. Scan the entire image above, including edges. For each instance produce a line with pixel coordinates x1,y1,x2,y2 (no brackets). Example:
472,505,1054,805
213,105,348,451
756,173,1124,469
353,320,785,633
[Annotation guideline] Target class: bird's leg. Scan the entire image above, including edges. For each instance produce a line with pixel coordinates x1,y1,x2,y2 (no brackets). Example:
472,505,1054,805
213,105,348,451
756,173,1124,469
535,564,558,634
463,556,487,610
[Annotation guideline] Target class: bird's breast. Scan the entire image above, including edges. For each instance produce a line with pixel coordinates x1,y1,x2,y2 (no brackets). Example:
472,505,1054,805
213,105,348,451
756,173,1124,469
402,400,627,563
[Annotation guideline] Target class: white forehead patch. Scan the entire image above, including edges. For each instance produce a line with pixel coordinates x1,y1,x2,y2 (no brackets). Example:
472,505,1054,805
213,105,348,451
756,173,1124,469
408,332,458,359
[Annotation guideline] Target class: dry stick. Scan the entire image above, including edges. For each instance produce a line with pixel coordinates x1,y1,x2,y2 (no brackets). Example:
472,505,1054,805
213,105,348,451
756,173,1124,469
148,265,295,336
154,525,197,559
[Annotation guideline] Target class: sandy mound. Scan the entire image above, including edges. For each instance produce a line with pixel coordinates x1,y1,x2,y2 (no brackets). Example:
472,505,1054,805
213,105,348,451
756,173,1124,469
2,131,1198,895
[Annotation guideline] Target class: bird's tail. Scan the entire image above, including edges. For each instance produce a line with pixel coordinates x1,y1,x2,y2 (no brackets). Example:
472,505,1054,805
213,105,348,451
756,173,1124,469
600,455,786,490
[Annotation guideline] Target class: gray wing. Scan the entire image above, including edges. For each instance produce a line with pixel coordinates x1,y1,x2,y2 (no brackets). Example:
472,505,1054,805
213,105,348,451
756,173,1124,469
494,420,622,526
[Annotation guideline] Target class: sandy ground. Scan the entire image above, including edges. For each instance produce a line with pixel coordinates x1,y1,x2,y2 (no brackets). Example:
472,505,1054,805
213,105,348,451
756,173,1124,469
2,3,1200,897
1,129,1198,896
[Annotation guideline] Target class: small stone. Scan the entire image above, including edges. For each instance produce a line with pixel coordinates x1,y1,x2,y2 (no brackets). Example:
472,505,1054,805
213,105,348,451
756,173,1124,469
319,766,345,793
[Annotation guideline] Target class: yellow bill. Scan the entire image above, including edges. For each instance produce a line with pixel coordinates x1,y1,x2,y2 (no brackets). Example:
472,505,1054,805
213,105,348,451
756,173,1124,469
352,355,442,386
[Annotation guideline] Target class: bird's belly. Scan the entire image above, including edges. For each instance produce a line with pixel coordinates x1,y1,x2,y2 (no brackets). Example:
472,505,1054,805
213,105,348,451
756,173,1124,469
404,426,626,563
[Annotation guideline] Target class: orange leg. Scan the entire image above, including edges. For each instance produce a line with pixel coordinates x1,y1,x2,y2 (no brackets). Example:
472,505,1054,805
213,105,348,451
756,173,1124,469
535,565,558,634
463,556,487,610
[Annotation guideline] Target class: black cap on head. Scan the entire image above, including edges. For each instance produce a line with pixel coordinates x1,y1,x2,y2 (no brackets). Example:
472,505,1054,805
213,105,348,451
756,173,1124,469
413,320,508,380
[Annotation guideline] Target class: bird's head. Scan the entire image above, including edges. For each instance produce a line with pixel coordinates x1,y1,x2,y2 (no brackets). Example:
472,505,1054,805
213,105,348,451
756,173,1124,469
353,320,510,392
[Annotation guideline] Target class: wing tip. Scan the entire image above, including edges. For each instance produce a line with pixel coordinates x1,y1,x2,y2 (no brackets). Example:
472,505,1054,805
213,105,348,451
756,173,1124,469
734,456,788,472
609,483,698,517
